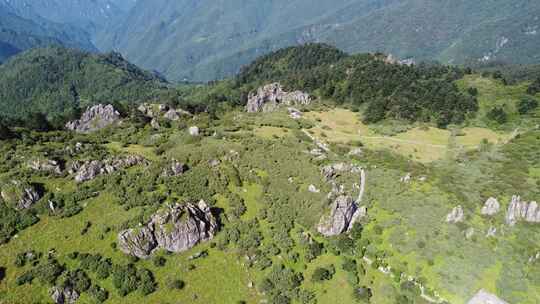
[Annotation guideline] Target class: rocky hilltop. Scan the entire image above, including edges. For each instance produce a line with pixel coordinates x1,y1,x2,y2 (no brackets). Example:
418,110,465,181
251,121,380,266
505,195,540,226
0,180,41,210
118,201,217,259
66,104,121,133
246,83,312,113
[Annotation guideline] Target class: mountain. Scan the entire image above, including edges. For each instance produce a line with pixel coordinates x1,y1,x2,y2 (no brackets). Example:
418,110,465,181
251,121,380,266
3,0,136,36
97,0,540,82
0,1,96,62
0,46,170,124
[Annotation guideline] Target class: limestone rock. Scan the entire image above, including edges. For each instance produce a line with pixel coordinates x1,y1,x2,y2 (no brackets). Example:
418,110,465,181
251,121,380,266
0,180,41,210
308,185,320,193
321,163,361,181
118,201,217,258
486,226,497,237
317,195,362,236
446,205,464,223
158,104,169,112
50,286,79,304
163,161,188,177
164,109,180,121
505,195,540,226
151,118,161,130
66,104,120,133
481,197,500,216
246,83,312,113
288,107,302,119
74,155,146,183
400,173,412,183
467,289,508,304
189,126,200,136
28,159,62,175
138,103,154,118
118,226,157,259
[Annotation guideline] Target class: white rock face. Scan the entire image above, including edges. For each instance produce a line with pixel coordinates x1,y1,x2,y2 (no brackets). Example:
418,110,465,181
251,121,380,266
446,205,464,223
481,197,500,216
308,185,320,193
505,195,540,226
246,83,312,113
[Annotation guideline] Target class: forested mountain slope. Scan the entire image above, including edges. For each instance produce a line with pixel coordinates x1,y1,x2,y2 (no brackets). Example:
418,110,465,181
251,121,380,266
0,47,170,125
97,0,540,81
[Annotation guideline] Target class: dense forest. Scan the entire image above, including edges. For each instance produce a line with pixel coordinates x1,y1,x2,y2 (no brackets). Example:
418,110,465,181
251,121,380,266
236,44,478,127
0,47,174,127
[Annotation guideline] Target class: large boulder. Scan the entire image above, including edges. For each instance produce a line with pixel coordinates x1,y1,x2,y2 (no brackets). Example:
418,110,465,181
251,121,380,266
66,104,120,133
317,195,364,236
481,197,500,216
152,200,217,253
505,195,540,226
446,205,464,223
118,227,158,259
50,286,79,304
246,83,312,113
118,201,217,258
162,161,188,177
73,155,146,183
467,289,508,304
0,180,41,210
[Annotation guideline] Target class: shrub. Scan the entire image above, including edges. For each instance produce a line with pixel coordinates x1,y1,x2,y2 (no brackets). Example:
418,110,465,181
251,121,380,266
518,97,538,115
311,266,334,282
88,285,109,303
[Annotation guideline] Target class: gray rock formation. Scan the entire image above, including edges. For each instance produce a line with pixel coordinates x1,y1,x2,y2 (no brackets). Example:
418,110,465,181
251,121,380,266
321,163,361,181
162,161,188,177
467,289,508,304
246,83,312,113
164,109,180,121
138,103,154,118
481,197,500,216
66,104,120,133
117,226,157,259
118,201,217,258
446,205,464,223
317,195,358,236
50,286,79,304
505,195,540,226
73,155,146,183
189,126,200,136
0,180,41,210
28,159,62,175
288,107,302,119
151,118,161,130
486,226,497,237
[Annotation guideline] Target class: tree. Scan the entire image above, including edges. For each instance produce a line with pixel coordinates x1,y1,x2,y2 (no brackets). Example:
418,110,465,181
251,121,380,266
518,97,538,115
25,112,52,132
486,107,507,124
0,120,14,140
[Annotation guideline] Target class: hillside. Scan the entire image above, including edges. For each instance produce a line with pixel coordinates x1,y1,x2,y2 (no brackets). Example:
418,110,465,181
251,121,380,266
0,47,171,125
0,66,538,304
0,1,96,62
96,0,540,81
3,0,135,35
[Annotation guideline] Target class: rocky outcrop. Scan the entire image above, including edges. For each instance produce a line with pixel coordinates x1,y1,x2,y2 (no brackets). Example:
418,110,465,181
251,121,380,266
481,197,500,216
117,227,157,259
118,201,217,259
66,104,120,133
151,118,161,130
317,195,365,236
28,159,62,175
73,155,146,183
446,205,464,223
246,83,312,113
50,286,79,304
0,180,41,210
308,185,320,193
505,195,540,226
321,163,362,181
162,161,188,177
467,289,508,304
288,107,302,119
164,109,180,121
